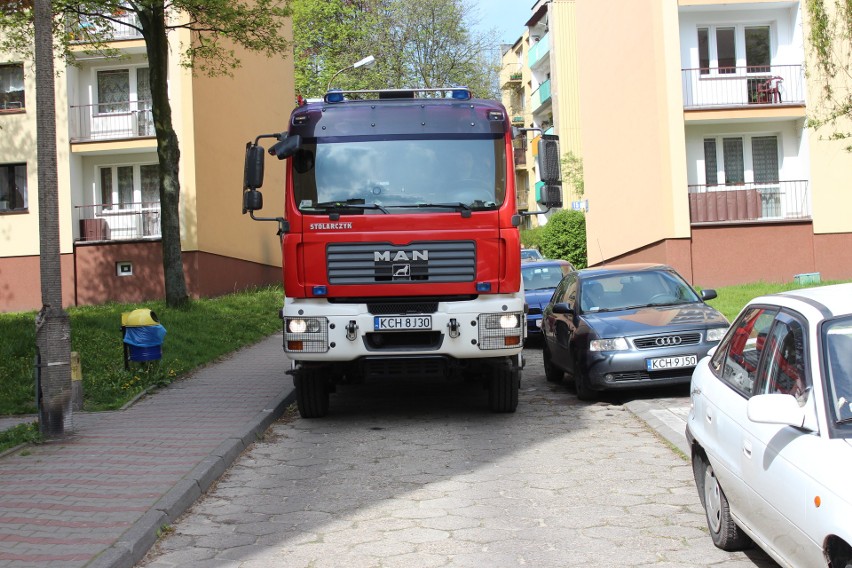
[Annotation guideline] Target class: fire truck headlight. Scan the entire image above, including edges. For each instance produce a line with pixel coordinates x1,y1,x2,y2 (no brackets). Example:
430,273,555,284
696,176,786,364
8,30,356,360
477,312,523,350
284,317,329,353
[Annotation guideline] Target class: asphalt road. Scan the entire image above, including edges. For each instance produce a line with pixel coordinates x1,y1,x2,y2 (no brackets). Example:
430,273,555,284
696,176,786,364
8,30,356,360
138,346,777,568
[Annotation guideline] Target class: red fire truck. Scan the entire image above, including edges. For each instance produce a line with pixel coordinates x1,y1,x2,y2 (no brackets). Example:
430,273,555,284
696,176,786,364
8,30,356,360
242,87,562,417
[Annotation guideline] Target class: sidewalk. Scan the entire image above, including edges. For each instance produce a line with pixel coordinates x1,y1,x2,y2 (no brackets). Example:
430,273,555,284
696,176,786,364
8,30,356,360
0,333,295,568
0,335,693,568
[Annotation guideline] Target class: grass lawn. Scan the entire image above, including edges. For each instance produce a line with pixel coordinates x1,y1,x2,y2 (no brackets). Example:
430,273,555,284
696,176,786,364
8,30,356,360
0,285,284,417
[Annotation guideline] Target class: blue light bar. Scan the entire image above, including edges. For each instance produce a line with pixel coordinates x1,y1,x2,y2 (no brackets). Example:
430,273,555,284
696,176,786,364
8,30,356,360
325,90,344,103
476,282,492,292
312,285,328,296
451,87,471,100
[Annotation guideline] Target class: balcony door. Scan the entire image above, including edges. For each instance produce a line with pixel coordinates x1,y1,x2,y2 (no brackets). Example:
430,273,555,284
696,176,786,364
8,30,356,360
93,67,152,139
98,163,160,239
700,135,780,220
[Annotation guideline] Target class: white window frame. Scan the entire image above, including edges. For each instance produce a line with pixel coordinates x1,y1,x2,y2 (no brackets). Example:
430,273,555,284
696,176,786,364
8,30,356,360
702,132,780,187
696,23,775,76
93,65,150,116
97,162,158,212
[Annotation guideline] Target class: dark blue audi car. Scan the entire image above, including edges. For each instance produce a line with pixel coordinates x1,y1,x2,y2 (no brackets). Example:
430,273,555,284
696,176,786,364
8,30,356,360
540,263,729,400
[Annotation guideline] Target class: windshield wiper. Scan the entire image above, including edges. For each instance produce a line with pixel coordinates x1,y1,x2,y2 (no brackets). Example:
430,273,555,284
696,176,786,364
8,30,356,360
385,202,473,217
309,199,389,214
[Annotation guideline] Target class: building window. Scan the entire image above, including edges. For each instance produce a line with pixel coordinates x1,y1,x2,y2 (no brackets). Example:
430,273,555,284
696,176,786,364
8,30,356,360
97,69,130,113
702,135,778,186
0,63,25,111
98,163,159,210
745,26,771,73
697,25,772,75
723,138,744,184
0,163,27,212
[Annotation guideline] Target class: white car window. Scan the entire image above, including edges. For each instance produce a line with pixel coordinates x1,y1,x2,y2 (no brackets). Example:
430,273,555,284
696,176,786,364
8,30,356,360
825,321,852,422
711,306,778,396
757,317,809,405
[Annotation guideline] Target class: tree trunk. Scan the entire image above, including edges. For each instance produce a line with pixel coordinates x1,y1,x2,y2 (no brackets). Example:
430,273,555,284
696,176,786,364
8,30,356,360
34,0,72,437
139,3,189,308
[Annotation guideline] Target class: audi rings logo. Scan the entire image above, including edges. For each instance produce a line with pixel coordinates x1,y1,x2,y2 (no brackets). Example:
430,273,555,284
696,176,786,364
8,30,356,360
655,336,683,347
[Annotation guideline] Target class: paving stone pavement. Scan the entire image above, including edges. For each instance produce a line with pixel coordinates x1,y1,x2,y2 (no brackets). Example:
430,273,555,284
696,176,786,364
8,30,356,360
137,349,778,568
0,333,295,568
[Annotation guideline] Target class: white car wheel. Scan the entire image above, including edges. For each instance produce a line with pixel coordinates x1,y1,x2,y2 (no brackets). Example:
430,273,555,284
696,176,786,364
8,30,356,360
702,462,750,551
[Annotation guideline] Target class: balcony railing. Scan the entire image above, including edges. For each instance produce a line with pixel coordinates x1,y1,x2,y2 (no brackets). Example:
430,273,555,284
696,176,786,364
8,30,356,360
67,11,143,42
682,65,805,109
531,79,551,112
688,181,810,224
69,101,154,142
513,147,527,168
528,32,550,69
75,201,162,242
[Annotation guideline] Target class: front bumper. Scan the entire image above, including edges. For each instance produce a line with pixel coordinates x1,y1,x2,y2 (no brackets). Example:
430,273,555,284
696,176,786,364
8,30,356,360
584,343,715,390
282,295,525,362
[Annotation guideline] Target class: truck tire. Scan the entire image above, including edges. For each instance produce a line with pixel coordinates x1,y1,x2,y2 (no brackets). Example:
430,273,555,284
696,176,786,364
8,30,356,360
489,360,519,413
295,366,329,418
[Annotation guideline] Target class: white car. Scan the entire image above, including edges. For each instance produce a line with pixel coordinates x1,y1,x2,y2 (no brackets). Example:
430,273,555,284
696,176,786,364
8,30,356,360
686,283,852,568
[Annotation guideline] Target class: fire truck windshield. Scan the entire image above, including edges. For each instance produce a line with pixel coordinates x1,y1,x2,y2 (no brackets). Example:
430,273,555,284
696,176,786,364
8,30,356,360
292,135,506,214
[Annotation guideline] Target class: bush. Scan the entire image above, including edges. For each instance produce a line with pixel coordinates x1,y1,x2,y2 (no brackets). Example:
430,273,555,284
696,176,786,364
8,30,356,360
520,226,544,250
539,209,587,269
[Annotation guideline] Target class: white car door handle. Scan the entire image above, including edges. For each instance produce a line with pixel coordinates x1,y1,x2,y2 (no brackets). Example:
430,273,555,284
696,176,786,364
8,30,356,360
743,440,752,459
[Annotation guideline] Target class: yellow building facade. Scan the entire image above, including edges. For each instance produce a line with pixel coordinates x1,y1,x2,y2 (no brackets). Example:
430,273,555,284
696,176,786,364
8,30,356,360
507,0,852,286
0,16,294,312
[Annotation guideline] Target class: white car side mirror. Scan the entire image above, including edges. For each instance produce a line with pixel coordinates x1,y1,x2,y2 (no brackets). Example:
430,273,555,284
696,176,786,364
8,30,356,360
747,393,813,430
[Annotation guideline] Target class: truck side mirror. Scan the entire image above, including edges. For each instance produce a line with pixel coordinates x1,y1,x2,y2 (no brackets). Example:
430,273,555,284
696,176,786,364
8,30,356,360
537,135,561,184
269,134,302,160
537,183,563,209
244,143,265,190
243,189,263,214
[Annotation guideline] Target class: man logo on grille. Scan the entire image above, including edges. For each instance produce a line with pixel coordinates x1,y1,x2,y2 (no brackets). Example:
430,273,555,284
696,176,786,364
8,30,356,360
393,264,411,280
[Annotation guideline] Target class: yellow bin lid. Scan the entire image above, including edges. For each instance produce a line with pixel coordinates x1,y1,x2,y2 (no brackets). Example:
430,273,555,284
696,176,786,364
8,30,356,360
122,308,160,327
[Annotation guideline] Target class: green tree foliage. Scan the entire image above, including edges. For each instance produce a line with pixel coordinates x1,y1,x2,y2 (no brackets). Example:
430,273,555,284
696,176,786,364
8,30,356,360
539,209,587,269
291,0,500,99
1,1,292,307
805,0,852,150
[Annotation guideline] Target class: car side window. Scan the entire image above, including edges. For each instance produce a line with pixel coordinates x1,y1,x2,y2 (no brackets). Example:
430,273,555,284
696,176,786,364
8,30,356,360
756,315,809,405
710,306,778,396
552,273,576,306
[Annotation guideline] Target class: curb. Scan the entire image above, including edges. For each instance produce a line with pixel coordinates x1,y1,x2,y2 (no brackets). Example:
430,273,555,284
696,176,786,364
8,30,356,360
624,399,691,459
86,387,297,568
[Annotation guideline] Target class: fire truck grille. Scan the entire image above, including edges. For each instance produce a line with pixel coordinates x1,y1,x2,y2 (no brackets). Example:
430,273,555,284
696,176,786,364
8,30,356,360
327,241,476,284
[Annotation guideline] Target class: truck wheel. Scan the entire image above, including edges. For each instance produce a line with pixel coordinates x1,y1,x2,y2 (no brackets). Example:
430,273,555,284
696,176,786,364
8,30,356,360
295,367,329,418
489,361,519,413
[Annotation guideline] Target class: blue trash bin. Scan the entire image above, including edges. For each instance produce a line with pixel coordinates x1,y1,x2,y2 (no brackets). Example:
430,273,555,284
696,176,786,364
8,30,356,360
122,309,166,363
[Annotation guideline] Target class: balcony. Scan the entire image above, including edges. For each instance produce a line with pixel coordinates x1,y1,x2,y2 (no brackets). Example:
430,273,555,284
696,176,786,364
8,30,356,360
67,11,143,42
528,33,550,69
682,65,805,109
513,147,527,168
531,79,551,112
69,101,154,143
76,201,161,242
688,181,810,224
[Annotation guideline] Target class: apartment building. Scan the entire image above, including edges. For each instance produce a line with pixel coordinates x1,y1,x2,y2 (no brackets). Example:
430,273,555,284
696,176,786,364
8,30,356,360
0,14,294,312
500,0,581,228
506,0,852,287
